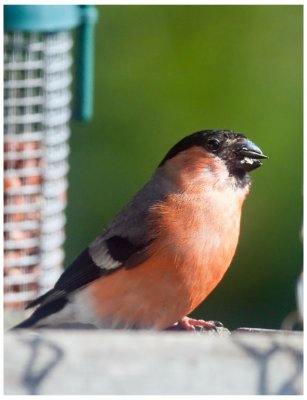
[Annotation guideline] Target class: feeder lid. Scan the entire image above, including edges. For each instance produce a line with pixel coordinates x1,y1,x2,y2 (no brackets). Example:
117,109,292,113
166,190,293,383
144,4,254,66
4,5,97,32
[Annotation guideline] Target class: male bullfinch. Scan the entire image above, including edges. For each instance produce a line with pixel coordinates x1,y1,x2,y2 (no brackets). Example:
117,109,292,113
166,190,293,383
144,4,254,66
14,130,267,330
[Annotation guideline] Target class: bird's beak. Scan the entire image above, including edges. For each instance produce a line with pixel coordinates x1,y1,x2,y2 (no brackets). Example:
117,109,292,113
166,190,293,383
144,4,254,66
234,138,268,160
232,137,268,172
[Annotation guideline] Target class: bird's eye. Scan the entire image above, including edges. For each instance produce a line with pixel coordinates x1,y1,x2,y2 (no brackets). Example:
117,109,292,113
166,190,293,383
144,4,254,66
206,138,221,152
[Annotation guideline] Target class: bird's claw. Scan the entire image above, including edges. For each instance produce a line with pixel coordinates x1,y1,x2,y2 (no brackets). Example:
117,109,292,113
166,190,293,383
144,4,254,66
166,316,224,332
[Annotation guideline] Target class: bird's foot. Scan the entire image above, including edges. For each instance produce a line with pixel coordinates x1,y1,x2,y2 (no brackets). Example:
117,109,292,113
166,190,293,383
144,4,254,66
178,316,222,331
173,316,223,331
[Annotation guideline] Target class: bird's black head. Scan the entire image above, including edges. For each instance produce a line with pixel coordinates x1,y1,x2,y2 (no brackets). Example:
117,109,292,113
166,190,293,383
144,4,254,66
159,130,267,180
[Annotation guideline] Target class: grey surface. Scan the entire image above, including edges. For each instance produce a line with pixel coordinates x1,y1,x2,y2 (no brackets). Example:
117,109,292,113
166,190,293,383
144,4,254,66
4,329,303,395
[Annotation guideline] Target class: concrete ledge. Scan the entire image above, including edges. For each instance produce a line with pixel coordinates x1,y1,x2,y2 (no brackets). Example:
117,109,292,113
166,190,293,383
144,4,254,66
4,329,303,395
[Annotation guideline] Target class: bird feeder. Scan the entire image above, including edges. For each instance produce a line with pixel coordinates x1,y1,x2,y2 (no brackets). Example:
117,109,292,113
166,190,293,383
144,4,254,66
3,5,97,309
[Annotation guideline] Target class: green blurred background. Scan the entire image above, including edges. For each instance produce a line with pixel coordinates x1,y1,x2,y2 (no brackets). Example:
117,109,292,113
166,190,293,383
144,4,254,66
67,5,303,330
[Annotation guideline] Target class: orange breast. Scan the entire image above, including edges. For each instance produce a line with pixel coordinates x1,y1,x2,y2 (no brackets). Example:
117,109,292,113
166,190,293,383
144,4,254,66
85,185,245,330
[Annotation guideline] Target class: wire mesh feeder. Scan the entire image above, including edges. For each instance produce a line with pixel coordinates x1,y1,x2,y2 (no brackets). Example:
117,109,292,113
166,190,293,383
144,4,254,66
4,5,97,312
4,31,72,309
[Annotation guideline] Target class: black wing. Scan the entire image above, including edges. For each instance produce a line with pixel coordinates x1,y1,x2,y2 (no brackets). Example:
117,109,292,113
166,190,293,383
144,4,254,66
26,236,151,310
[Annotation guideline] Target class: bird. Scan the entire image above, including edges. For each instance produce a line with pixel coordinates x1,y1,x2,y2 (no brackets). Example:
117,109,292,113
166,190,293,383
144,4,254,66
14,130,267,330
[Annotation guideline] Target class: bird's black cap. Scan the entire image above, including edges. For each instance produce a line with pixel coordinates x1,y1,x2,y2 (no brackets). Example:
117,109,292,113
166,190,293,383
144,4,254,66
159,130,267,178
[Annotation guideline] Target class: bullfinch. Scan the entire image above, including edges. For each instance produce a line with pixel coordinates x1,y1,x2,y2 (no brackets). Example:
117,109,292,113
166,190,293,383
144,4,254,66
14,130,267,330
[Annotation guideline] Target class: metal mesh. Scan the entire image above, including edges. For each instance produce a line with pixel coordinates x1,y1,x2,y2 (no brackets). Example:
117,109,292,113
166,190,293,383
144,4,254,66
4,31,72,309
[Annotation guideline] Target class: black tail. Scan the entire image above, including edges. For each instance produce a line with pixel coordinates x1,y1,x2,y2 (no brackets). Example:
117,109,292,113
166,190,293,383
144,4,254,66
12,296,69,329
25,289,53,310
13,315,40,329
